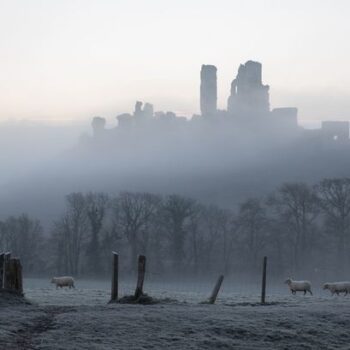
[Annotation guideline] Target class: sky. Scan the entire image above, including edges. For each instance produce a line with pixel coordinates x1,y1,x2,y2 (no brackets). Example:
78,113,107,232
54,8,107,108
0,0,349,126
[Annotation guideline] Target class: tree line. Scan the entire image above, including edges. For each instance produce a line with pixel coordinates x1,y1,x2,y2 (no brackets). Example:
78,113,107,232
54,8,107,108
1,177,350,280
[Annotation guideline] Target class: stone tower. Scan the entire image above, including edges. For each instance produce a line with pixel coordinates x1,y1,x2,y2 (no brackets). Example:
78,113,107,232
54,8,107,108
200,65,217,116
227,61,270,116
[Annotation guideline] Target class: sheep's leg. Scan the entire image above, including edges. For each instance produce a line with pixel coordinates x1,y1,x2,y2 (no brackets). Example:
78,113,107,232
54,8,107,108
345,291,348,296
304,290,306,295
308,289,313,295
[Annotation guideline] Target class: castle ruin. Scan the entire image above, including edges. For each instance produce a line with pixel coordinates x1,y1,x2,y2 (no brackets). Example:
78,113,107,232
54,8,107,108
227,61,270,117
91,61,349,145
200,65,217,117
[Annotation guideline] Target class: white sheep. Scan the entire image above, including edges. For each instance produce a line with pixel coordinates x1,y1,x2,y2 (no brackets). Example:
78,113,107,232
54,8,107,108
284,278,313,295
51,276,75,289
323,282,350,296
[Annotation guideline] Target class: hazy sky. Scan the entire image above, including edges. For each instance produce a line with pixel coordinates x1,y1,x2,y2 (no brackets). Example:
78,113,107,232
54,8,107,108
1,0,349,125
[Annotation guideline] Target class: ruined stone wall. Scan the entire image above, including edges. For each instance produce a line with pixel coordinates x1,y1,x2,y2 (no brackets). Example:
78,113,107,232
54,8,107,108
321,121,349,141
271,108,298,130
227,60,270,116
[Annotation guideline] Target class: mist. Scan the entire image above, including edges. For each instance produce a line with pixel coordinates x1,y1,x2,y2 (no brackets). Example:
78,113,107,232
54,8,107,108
0,61,349,227
0,62,349,320
2,59,350,285
2,2,350,348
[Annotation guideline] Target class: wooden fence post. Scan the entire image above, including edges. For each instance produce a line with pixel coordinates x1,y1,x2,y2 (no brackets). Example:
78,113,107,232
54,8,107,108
13,258,23,294
0,253,23,295
110,252,119,302
134,255,146,299
0,253,4,289
3,252,11,290
8,259,17,291
208,275,224,304
261,256,267,304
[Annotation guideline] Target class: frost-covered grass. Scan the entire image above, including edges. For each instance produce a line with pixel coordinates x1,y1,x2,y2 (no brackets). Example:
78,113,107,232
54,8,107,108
23,277,349,306
1,278,350,349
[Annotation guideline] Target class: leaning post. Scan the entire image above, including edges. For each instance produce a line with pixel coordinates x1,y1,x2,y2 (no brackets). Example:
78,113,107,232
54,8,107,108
261,256,267,304
134,255,146,299
208,275,224,304
110,252,119,302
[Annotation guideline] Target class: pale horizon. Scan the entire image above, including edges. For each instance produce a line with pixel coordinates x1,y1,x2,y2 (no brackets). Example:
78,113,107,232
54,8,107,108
1,0,349,124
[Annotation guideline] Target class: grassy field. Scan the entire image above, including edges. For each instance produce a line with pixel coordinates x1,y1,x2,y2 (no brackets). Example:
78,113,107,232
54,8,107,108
0,278,349,349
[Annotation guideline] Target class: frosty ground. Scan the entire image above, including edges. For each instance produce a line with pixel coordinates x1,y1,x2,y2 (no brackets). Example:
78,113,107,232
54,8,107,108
1,278,350,349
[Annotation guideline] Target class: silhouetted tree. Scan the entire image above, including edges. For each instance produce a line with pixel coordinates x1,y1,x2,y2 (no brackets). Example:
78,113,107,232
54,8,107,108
236,198,269,273
7,177,349,279
200,205,233,274
162,195,197,271
52,193,88,276
112,192,161,271
268,183,319,274
187,203,205,275
85,192,109,277
0,214,44,274
317,178,350,275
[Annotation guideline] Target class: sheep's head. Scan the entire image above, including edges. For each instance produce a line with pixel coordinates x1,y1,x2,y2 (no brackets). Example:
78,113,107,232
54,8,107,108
50,278,56,283
284,278,292,285
323,283,330,290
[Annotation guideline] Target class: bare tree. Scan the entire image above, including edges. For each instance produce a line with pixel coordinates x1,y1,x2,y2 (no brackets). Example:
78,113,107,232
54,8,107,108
85,192,109,276
268,183,319,274
187,203,205,275
236,198,269,273
112,192,161,270
216,208,235,275
162,195,197,271
0,214,44,274
53,193,88,276
317,178,350,274
0,220,11,251
196,205,233,275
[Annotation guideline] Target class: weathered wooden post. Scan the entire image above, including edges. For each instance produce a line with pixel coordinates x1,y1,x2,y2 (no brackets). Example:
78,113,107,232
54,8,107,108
0,253,4,289
134,255,146,299
13,258,23,294
3,252,11,290
110,252,119,302
8,258,17,291
261,256,267,304
0,253,23,295
208,275,224,304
